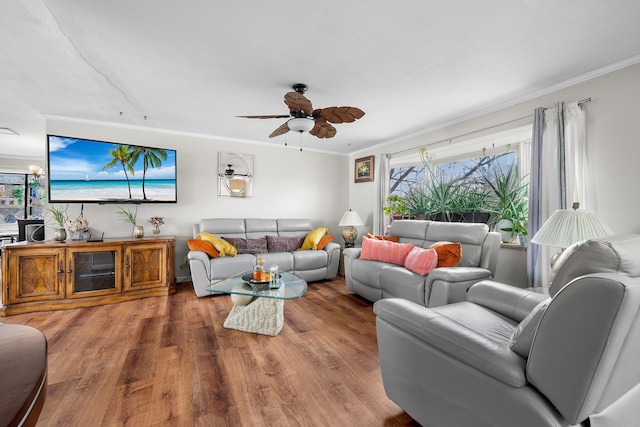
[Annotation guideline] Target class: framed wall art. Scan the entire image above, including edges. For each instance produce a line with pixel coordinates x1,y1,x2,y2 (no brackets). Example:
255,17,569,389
354,155,374,183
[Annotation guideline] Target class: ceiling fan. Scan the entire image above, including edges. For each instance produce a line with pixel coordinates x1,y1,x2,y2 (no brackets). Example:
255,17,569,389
237,84,365,139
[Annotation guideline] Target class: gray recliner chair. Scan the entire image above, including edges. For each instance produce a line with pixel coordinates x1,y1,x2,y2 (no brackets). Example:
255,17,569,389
374,235,640,426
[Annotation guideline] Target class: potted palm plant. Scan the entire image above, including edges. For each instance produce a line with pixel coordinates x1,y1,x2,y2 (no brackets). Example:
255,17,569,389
47,205,68,241
482,164,529,243
117,206,144,238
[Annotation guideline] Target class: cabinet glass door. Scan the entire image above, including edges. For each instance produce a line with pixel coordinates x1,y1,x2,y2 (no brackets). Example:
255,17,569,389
72,250,117,293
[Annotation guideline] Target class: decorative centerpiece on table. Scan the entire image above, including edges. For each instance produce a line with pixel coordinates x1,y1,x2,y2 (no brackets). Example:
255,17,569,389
148,217,164,236
118,206,143,238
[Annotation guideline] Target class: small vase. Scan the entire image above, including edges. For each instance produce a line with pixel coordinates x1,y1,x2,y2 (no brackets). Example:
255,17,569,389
69,230,83,240
133,225,144,238
152,228,160,236
53,228,67,242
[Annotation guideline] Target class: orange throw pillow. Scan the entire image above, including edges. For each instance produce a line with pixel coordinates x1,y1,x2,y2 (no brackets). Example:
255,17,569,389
366,233,400,242
429,241,462,267
317,234,334,250
188,238,219,258
360,237,414,266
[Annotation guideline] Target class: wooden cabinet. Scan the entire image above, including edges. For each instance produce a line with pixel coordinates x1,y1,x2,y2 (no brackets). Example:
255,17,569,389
1,236,175,316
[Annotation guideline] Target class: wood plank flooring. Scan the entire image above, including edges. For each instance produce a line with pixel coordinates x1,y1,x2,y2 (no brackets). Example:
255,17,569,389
2,276,419,426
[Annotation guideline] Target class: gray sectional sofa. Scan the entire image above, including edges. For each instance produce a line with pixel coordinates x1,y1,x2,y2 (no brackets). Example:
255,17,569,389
344,219,501,307
187,218,340,297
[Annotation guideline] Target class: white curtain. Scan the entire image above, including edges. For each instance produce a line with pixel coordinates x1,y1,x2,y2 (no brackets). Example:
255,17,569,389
375,154,391,235
528,101,587,288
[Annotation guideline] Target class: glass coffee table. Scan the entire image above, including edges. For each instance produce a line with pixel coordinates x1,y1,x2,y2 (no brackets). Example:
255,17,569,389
206,270,307,336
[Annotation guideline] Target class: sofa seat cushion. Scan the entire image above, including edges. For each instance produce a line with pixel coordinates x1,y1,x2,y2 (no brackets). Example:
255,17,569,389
262,252,294,272
207,254,256,278
380,266,429,305
293,250,328,270
351,258,395,290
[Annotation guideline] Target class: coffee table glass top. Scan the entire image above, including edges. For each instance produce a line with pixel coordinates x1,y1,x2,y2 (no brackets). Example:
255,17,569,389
206,270,307,300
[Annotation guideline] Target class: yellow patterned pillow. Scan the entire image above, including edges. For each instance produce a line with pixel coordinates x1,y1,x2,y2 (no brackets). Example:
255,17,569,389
299,227,329,250
197,232,237,257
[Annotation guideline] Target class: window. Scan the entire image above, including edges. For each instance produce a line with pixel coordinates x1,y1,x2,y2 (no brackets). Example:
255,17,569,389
386,124,531,237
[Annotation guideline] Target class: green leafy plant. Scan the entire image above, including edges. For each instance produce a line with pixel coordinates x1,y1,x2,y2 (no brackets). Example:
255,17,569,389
47,205,68,228
482,163,529,237
117,206,138,226
383,195,409,218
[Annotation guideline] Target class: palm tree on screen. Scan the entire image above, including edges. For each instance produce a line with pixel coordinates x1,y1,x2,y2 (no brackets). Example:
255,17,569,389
103,144,135,199
128,146,167,200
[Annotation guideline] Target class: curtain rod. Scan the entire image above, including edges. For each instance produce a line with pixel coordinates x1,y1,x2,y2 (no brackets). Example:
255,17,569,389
390,115,532,157
390,97,592,157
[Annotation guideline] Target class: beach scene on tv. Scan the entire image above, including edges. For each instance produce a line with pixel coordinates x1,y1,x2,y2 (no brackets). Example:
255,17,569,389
47,135,177,203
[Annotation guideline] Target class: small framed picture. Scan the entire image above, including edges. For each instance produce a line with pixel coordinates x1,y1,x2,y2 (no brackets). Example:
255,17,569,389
354,155,374,183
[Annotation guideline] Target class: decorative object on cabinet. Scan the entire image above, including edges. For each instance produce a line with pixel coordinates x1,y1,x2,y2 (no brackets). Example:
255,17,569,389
354,155,374,183
148,216,164,235
117,206,140,237
218,152,253,197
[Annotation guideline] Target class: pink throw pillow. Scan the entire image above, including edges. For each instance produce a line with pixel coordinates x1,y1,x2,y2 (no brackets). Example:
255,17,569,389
360,237,414,265
404,247,438,276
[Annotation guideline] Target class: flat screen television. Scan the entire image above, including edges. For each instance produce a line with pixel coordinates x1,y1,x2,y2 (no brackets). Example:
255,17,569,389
47,135,177,204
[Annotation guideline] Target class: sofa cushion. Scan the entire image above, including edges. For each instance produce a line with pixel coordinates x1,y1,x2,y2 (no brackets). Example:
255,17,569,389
187,238,219,258
509,300,550,359
430,241,462,267
317,234,334,250
404,247,438,275
367,233,400,242
300,227,329,250
361,237,414,266
222,237,267,255
266,235,305,252
197,232,237,256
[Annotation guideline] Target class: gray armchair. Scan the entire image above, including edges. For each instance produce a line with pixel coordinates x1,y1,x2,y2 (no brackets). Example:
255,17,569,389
374,235,640,426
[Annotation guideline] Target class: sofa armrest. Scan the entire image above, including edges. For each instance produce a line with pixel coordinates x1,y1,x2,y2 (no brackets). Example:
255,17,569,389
426,267,494,307
466,280,550,322
343,247,362,260
323,241,341,279
187,250,212,297
374,298,527,387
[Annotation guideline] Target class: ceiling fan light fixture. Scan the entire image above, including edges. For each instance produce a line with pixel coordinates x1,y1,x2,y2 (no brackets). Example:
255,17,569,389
287,117,315,133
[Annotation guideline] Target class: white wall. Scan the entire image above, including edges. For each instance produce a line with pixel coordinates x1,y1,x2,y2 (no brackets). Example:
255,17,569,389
348,62,640,286
39,119,350,281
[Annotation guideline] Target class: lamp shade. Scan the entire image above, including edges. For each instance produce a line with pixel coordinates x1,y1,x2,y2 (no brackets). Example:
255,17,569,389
531,208,613,248
287,117,315,133
339,210,364,227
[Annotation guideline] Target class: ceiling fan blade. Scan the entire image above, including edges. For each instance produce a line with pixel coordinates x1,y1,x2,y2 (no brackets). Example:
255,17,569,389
316,106,365,124
269,122,290,138
237,114,291,119
284,92,313,115
310,120,336,139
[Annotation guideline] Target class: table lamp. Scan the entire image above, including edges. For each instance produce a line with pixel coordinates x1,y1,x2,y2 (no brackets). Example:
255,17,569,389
339,209,364,248
531,202,613,267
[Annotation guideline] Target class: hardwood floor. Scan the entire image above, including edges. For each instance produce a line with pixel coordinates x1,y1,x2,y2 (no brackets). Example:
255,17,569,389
2,276,419,426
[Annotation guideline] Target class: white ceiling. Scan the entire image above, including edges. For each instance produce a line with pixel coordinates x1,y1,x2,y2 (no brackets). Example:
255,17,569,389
2,1,640,159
